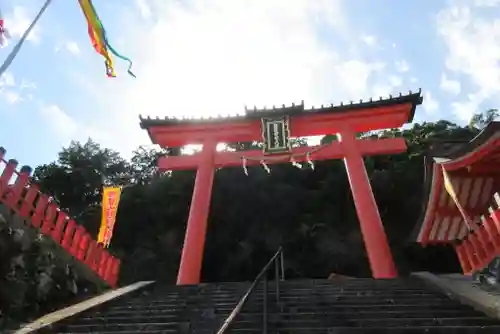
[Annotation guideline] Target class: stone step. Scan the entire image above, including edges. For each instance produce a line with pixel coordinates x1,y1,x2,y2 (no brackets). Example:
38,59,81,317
148,280,427,292
102,297,456,311
50,278,500,333
61,317,500,333
120,292,446,305
54,327,500,334
76,308,488,324
231,326,500,333
90,302,473,317
230,317,500,329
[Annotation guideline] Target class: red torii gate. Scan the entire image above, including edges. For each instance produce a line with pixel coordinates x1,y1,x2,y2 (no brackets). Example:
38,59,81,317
140,91,423,285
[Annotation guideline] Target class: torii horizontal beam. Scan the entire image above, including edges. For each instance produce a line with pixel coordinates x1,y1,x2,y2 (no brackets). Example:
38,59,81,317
158,138,407,171
147,104,412,147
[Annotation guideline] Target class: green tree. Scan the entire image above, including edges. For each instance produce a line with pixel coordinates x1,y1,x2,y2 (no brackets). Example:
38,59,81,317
469,109,499,129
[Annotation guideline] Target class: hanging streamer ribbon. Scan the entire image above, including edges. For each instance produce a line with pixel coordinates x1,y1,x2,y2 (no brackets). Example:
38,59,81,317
0,18,5,46
260,160,271,173
290,156,302,169
0,0,53,77
242,157,248,176
78,0,135,78
306,152,314,170
0,19,10,46
0,5,11,47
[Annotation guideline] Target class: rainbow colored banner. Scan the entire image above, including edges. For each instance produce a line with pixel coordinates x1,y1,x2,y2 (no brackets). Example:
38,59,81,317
97,186,122,247
78,0,135,78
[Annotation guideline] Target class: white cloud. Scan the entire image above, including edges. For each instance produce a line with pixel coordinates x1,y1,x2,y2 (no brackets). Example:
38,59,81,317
40,104,78,138
4,91,21,104
4,6,41,44
66,0,410,155
65,41,80,55
0,72,15,87
388,75,402,88
474,0,500,6
423,92,439,114
436,1,500,120
451,93,483,122
54,41,80,55
135,0,152,19
395,60,410,73
361,34,376,46
20,79,36,91
0,73,37,104
0,73,18,104
440,73,461,95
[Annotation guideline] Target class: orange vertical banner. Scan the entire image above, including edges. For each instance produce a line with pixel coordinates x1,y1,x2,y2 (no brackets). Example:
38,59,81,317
97,186,121,247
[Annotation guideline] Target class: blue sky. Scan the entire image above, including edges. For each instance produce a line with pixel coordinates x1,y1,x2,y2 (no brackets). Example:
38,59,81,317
1,0,500,168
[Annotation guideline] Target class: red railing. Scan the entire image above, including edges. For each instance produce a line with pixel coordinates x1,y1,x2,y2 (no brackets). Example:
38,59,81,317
455,192,500,275
0,147,120,288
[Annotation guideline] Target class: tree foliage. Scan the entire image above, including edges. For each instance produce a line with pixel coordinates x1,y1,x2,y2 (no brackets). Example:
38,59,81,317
0,116,486,328
469,109,499,129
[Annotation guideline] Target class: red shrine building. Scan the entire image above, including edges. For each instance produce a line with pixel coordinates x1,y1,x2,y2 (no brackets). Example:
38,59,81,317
140,91,423,285
413,122,500,275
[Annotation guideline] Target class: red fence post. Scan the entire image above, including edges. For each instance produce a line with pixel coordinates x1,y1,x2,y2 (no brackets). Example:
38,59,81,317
40,202,58,234
481,215,500,254
469,233,487,269
455,242,472,275
3,165,32,211
61,219,76,251
70,225,85,257
19,184,39,218
490,207,500,234
109,258,121,288
84,240,98,269
77,232,90,262
32,194,50,228
52,211,69,244
463,239,480,271
98,249,110,278
91,243,104,272
0,158,18,196
104,256,115,283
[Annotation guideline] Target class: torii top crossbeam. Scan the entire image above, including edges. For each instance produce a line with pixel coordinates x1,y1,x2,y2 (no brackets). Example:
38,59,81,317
140,91,422,148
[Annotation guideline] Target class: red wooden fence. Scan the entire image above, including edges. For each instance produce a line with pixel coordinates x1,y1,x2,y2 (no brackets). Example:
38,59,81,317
0,146,120,288
455,192,500,275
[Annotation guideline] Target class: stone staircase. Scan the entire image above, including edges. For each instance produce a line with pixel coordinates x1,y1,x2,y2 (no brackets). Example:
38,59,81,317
41,277,500,333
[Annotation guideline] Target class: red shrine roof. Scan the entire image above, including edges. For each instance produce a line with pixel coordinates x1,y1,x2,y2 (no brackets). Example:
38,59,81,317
413,122,500,245
138,90,423,128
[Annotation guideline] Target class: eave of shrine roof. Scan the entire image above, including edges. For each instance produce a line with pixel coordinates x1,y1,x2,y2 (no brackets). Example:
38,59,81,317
139,89,423,129
439,122,500,161
413,163,500,245
412,124,500,245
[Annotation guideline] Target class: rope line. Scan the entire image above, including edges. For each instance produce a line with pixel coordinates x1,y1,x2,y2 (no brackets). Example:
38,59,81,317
240,144,327,175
